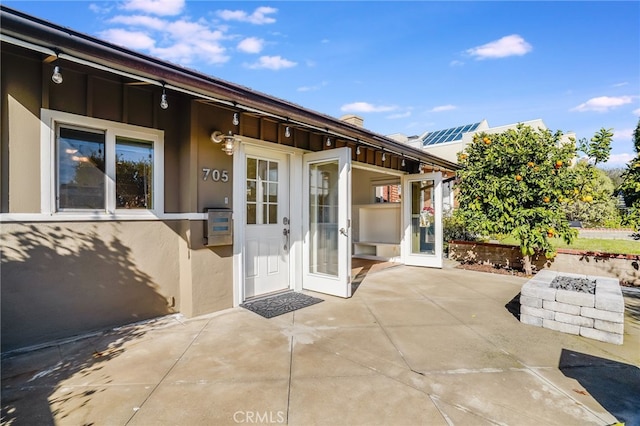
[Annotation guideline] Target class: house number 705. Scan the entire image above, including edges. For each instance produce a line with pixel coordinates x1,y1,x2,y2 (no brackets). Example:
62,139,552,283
202,168,229,182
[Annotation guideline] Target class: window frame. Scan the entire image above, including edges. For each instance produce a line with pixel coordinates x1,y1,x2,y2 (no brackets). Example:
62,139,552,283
41,109,164,218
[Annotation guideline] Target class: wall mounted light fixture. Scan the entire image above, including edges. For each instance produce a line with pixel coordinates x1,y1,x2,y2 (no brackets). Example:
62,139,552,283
232,112,239,126
211,130,239,155
51,64,63,84
160,87,169,110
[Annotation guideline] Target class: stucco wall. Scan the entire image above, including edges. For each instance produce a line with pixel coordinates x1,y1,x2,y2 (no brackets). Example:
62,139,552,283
1,219,236,352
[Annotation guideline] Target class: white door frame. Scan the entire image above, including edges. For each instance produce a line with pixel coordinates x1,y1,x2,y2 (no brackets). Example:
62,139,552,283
232,138,304,306
401,172,443,268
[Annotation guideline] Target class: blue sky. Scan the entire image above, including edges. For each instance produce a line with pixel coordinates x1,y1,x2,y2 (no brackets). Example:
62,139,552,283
5,0,640,167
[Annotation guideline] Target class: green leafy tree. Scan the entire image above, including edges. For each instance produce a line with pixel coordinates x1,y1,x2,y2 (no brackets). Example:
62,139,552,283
620,119,640,230
562,161,622,227
579,128,613,166
455,124,577,275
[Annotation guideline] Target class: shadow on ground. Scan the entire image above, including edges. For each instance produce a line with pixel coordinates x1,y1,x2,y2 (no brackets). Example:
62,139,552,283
559,349,640,426
505,292,521,320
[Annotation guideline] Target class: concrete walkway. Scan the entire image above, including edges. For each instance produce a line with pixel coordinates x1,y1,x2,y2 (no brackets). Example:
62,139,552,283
2,265,639,425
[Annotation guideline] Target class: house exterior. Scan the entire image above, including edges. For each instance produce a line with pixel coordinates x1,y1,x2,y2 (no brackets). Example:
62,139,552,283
0,6,458,352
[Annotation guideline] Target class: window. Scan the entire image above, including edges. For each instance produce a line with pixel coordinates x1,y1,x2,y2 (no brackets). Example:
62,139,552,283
246,157,278,224
372,179,401,203
43,109,163,216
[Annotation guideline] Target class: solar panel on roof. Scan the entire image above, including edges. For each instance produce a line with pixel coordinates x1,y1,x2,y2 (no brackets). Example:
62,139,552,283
422,122,481,147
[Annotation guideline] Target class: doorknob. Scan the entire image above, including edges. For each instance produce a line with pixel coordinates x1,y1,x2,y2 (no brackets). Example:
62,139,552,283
339,228,348,237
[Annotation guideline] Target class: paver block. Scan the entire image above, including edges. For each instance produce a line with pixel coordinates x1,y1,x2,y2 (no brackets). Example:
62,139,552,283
555,312,594,328
520,295,542,308
595,293,625,313
555,289,595,307
543,319,580,335
542,300,581,315
580,327,623,345
520,314,543,327
594,319,624,334
581,307,624,323
521,306,555,320
521,283,556,301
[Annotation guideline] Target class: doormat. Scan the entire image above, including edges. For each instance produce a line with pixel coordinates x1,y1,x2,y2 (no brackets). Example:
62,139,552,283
240,292,324,318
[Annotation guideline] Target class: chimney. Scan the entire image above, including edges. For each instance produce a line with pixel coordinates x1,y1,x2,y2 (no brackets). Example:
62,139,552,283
340,114,364,128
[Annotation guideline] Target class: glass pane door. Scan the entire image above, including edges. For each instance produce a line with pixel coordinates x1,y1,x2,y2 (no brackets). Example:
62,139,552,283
308,161,339,277
402,173,443,268
303,147,352,298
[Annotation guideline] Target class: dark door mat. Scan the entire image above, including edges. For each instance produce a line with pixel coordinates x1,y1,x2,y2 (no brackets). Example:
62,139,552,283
240,292,324,318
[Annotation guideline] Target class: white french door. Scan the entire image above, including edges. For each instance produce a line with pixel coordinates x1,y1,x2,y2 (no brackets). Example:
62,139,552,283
243,147,290,298
402,172,443,268
302,147,352,298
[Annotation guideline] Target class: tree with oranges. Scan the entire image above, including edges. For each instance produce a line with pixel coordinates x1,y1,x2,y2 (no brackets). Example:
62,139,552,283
455,124,577,275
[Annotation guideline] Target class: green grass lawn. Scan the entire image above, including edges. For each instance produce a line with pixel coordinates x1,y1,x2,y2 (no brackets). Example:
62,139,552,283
496,235,640,255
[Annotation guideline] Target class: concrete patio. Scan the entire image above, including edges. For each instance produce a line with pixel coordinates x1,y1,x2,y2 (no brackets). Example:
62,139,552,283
2,263,639,425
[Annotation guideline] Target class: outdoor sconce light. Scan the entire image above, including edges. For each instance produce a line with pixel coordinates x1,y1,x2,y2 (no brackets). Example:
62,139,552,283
160,87,169,110
211,130,239,156
232,112,239,126
51,65,63,84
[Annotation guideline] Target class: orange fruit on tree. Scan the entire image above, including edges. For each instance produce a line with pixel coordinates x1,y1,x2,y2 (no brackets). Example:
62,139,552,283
483,137,491,144
543,196,550,203
515,175,522,181
527,162,534,167
555,160,563,168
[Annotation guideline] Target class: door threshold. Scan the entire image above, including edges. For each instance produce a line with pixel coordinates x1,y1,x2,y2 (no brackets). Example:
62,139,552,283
244,288,293,302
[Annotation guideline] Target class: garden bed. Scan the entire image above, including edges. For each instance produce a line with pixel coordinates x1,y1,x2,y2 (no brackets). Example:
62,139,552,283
449,240,640,286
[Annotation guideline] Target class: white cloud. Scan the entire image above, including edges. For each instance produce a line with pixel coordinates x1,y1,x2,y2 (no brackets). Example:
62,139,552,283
614,128,634,141
612,82,629,87
430,104,456,113
387,111,411,119
467,34,532,60
340,102,397,113
297,81,328,92
99,28,156,50
247,55,296,70
89,3,112,14
606,153,635,167
217,6,277,25
110,15,167,30
237,37,264,54
570,95,634,112
121,0,184,16
633,108,640,116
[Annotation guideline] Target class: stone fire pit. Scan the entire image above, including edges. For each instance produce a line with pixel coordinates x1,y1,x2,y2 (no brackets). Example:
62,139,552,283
520,270,624,344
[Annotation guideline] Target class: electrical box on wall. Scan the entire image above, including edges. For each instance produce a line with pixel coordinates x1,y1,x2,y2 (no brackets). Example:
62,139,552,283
206,208,233,246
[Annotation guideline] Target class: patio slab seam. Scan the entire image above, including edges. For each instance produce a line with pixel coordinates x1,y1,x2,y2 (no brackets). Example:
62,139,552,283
122,316,214,425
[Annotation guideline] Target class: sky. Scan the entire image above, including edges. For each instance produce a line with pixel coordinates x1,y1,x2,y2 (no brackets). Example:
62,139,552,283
5,0,640,167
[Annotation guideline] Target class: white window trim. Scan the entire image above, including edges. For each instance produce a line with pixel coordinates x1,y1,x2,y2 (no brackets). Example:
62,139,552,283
40,109,164,219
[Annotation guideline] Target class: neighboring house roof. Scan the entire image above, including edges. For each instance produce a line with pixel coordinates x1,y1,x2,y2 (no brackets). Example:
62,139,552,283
0,5,459,172
391,118,574,164
421,122,483,146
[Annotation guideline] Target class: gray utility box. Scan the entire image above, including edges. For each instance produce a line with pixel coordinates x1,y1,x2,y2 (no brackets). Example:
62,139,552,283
206,208,233,246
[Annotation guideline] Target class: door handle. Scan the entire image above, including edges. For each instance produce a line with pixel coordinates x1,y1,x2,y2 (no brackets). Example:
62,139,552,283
339,227,348,237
